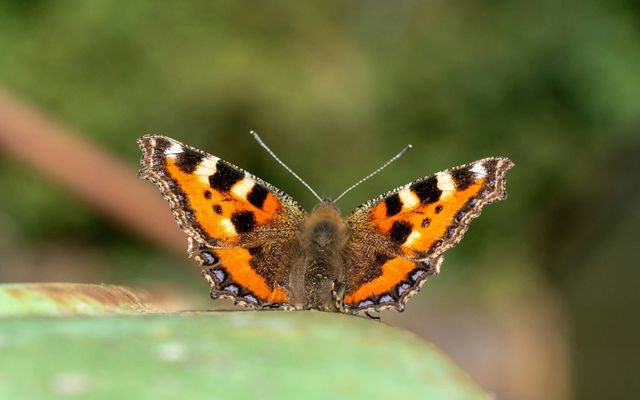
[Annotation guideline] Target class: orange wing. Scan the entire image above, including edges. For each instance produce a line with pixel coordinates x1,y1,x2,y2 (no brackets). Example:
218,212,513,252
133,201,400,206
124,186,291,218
342,157,514,313
138,135,306,308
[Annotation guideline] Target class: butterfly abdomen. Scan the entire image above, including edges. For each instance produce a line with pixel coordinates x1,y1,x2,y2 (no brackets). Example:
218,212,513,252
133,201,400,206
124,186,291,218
295,201,347,311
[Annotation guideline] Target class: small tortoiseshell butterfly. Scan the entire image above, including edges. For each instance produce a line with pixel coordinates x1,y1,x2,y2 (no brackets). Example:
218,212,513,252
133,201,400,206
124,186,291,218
138,134,513,315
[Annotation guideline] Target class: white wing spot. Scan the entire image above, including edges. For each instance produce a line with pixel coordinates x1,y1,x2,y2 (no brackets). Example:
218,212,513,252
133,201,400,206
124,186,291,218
398,186,419,209
403,230,422,248
195,156,219,184
470,162,487,177
231,179,255,199
220,219,236,236
164,141,183,157
436,171,456,199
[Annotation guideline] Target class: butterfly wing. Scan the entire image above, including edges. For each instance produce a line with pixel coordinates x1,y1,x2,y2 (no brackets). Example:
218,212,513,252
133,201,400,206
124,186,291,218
342,157,514,313
138,135,307,309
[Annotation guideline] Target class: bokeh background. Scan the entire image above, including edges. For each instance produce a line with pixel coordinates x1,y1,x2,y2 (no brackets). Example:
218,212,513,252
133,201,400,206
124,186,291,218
1,1,638,399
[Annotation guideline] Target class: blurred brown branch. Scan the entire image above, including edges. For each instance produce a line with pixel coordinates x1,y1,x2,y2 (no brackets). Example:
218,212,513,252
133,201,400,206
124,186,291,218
0,89,186,256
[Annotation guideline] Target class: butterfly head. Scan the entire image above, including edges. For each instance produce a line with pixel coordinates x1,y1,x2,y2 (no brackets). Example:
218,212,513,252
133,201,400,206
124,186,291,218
321,196,335,204
311,197,340,216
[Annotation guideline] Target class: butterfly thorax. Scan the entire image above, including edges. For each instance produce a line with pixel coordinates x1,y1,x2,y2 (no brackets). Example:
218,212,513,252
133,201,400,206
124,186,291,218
292,199,347,311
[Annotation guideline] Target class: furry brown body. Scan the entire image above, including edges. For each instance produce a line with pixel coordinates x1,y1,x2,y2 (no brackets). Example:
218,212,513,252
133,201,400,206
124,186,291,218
294,200,348,311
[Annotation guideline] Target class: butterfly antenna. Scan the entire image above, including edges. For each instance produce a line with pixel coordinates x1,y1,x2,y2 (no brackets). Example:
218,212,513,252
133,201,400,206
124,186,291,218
250,131,323,202
334,144,412,203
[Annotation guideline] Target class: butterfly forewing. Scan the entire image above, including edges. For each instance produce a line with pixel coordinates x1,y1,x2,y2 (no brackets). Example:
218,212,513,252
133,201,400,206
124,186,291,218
138,135,306,309
342,157,514,313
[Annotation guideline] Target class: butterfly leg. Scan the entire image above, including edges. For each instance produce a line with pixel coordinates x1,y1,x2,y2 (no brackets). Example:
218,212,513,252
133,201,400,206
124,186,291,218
332,282,348,314
364,311,381,320
259,302,296,311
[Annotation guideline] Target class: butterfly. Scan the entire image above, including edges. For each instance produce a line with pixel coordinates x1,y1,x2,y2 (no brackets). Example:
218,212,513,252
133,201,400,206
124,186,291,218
138,134,513,315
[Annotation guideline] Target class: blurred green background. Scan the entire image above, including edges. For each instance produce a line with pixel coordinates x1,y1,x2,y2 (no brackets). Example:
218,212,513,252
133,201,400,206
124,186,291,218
0,1,638,399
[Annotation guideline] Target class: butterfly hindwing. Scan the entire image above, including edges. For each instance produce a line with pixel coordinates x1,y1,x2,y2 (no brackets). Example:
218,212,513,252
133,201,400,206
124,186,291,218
342,157,514,313
138,135,307,308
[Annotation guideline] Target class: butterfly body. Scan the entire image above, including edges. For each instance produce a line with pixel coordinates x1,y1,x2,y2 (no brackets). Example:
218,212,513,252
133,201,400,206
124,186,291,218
138,135,513,315
295,200,346,311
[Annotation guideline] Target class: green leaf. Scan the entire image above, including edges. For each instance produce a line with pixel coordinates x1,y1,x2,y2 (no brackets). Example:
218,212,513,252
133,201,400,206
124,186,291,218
0,283,146,317
0,284,490,399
